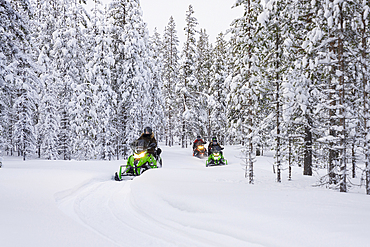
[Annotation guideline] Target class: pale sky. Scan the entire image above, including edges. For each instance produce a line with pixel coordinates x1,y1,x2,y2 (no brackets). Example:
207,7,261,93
87,0,244,46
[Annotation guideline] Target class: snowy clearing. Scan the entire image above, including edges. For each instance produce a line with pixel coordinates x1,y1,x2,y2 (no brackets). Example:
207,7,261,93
1,145,370,247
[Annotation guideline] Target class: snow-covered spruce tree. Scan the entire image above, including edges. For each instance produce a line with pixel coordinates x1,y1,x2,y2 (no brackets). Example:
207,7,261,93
38,90,60,160
147,28,165,142
162,16,180,146
228,0,265,183
32,0,65,159
328,0,353,192
195,29,212,140
277,0,325,177
209,32,228,144
4,0,40,160
55,0,93,160
35,0,75,160
299,0,366,192
177,4,198,148
308,0,359,192
293,0,340,184
342,0,370,192
108,0,152,158
254,0,296,182
355,1,370,194
13,83,38,161
87,1,117,160
0,0,19,155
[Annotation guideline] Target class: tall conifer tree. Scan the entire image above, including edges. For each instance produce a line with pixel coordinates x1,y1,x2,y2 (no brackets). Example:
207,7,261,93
162,16,180,146
178,5,198,148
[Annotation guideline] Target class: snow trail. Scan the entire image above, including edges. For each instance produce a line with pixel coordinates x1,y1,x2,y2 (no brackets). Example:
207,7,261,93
1,145,370,247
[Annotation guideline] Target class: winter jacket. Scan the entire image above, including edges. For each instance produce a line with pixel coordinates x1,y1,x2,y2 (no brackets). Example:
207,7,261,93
137,133,157,155
193,138,205,149
208,142,222,155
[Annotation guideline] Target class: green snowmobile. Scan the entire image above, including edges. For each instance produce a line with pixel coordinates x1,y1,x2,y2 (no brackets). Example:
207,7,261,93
206,145,227,167
114,139,162,181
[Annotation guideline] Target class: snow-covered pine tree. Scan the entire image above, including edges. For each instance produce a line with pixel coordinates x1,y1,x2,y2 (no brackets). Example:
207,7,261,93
355,1,370,194
87,1,117,160
55,0,93,160
5,0,40,160
38,89,60,160
13,83,38,161
147,28,165,141
209,32,228,144
228,0,264,183
177,4,198,148
195,29,212,140
0,0,20,155
308,0,359,192
32,0,65,159
42,1,72,160
295,0,341,185
340,0,370,192
162,16,180,146
108,0,152,157
255,0,295,182
330,0,351,192
279,0,323,177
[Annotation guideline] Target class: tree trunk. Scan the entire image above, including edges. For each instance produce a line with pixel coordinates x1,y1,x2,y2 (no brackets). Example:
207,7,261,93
288,136,292,180
360,6,370,195
338,4,346,193
303,125,312,176
352,140,356,178
275,28,281,183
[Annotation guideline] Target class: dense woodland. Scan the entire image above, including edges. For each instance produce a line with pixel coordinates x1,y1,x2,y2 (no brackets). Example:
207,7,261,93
1,0,370,194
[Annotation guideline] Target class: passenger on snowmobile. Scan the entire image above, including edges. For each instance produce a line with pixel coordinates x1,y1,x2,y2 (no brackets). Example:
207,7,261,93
193,135,207,157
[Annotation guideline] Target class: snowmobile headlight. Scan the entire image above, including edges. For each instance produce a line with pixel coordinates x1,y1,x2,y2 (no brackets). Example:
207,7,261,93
198,145,204,150
134,151,146,159
214,153,220,157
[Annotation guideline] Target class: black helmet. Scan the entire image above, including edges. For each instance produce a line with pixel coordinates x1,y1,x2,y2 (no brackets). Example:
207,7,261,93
144,126,152,135
212,137,217,142
197,135,201,139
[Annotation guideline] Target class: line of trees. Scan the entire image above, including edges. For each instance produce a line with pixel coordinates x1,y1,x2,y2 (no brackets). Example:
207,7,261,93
1,0,164,161
228,0,370,194
1,0,370,194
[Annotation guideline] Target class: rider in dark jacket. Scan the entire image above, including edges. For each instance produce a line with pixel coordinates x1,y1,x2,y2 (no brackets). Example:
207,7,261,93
137,127,158,155
208,137,223,155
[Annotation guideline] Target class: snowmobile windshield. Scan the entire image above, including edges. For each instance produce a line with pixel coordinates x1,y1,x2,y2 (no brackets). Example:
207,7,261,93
130,139,150,154
211,145,222,153
196,141,204,146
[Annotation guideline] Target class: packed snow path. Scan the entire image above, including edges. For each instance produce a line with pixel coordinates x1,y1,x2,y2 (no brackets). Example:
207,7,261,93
1,145,370,247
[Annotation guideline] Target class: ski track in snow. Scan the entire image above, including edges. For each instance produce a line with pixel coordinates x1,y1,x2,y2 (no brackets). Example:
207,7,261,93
3,145,369,247
54,147,264,247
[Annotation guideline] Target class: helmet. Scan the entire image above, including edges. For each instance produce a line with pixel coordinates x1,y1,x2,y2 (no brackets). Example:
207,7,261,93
212,137,217,142
197,135,201,139
144,126,152,135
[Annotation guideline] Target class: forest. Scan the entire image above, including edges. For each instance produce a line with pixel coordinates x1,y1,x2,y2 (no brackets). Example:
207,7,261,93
1,0,370,194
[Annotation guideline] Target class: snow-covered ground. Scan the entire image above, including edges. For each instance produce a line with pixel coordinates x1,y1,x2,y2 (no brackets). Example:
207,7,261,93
1,145,370,247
